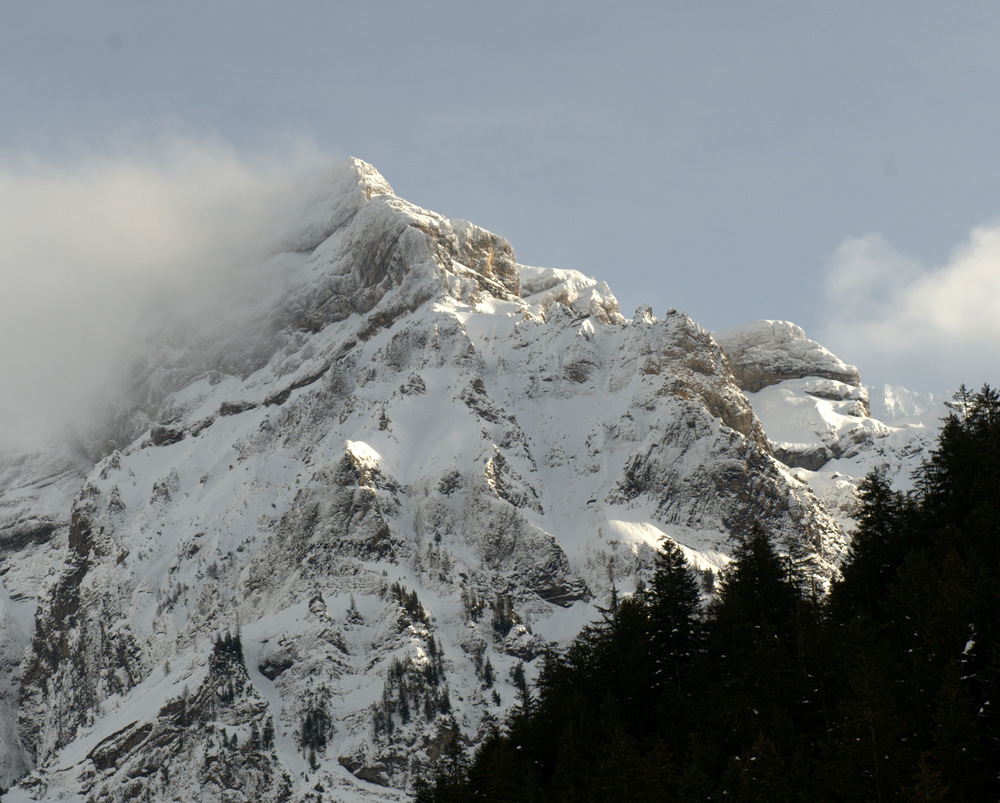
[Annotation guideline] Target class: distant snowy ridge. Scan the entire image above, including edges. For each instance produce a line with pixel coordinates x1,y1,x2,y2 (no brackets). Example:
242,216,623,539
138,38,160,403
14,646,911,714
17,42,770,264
868,384,944,423
0,160,938,802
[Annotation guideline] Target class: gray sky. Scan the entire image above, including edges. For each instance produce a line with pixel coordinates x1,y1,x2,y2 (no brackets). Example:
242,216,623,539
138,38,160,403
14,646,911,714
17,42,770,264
2,1,1000,445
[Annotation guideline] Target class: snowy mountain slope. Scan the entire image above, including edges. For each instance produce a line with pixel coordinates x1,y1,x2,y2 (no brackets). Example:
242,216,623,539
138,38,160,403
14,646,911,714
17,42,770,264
0,159,932,802
0,446,90,786
715,320,942,530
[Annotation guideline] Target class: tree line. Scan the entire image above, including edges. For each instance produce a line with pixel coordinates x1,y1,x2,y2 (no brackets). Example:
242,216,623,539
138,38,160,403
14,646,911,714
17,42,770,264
418,384,1000,801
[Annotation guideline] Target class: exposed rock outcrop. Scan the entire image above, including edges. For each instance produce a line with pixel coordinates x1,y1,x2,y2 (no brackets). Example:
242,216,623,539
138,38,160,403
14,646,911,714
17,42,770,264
714,320,861,393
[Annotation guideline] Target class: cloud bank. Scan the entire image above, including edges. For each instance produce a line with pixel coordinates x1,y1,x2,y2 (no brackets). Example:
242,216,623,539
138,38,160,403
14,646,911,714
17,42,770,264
0,136,331,449
820,224,1000,393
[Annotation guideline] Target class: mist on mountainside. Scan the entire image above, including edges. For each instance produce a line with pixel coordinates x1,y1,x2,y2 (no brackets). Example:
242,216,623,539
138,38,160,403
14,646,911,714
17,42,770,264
0,140,334,450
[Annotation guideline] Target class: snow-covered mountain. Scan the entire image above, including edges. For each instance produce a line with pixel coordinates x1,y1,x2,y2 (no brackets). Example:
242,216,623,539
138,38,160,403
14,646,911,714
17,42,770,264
714,320,942,529
0,159,940,802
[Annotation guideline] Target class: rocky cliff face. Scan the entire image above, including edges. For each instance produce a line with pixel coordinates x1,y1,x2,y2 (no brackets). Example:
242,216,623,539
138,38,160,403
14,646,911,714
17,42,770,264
0,447,89,787
714,319,862,394
0,159,933,802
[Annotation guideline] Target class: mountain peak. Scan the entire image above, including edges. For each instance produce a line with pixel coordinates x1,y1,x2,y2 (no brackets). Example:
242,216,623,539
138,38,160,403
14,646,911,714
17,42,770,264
0,162,937,801
714,319,860,393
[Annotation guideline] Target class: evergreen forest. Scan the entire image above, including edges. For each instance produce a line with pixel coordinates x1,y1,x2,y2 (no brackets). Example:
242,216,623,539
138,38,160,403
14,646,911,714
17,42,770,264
418,385,1000,801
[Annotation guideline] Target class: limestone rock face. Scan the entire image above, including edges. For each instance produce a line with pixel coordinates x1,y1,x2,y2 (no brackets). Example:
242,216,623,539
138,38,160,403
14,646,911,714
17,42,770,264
0,446,89,785
714,320,861,393
0,159,889,802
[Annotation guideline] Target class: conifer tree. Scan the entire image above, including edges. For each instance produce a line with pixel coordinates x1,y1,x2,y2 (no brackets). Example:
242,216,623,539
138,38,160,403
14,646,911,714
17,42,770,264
702,525,812,777
646,537,702,696
709,525,801,643
830,466,911,622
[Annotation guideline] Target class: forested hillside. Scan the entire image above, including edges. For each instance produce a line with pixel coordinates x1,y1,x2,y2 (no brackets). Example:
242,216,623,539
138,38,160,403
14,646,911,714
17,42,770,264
420,385,1000,801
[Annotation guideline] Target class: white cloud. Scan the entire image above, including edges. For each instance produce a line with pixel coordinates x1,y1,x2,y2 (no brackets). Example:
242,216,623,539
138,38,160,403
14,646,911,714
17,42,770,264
0,135,332,448
822,233,924,318
820,224,1000,393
